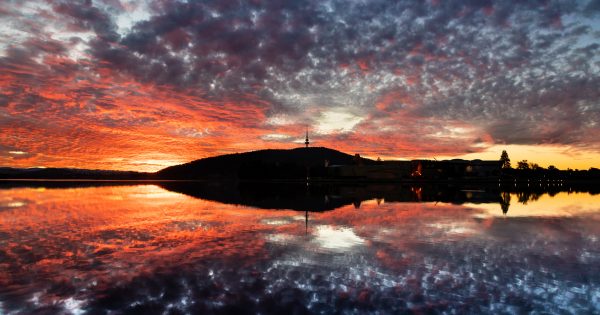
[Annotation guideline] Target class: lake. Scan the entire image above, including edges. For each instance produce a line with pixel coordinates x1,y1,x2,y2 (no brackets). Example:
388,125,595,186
0,181,599,314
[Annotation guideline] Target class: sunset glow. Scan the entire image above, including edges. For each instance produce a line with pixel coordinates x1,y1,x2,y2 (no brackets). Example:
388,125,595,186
1,1,599,171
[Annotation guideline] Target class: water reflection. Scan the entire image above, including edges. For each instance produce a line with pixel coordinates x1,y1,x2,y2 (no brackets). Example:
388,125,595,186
0,181,599,314
157,181,600,216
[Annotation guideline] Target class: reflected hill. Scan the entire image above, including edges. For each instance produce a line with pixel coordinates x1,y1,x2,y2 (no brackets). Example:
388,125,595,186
1,179,596,214
158,181,352,211
159,181,599,213
158,182,508,212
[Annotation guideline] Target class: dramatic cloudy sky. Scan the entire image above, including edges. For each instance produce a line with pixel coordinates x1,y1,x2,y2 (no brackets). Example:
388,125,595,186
1,0,599,171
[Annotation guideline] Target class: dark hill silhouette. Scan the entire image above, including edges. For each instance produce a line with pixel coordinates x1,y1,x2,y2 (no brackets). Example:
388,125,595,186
3,147,597,182
155,147,373,180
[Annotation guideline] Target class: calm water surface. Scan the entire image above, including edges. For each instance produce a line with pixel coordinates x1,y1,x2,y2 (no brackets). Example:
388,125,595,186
0,183,599,314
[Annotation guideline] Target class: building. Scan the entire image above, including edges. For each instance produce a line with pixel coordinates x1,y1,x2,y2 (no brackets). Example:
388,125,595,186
326,158,501,181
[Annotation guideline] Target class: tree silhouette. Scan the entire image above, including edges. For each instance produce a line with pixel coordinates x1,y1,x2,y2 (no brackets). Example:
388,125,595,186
500,150,511,169
500,191,511,214
517,160,530,170
529,162,543,170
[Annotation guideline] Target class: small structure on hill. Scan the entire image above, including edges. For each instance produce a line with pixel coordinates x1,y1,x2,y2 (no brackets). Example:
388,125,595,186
304,129,310,148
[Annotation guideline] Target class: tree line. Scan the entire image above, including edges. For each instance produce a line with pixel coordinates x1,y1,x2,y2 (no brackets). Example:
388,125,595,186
499,150,600,181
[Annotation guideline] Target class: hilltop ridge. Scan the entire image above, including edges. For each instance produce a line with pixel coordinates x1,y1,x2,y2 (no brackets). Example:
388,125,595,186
0,147,371,180
155,147,373,180
2,146,597,182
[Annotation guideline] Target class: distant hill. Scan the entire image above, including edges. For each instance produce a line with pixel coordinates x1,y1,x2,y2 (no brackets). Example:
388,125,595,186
0,147,369,181
155,147,373,180
1,147,598,182
0,167,150,180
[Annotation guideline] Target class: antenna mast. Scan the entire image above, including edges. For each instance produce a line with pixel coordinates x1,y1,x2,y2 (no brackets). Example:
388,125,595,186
304,128,310,148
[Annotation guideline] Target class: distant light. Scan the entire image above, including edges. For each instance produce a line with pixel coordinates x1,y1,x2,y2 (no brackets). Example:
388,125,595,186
8,151,27,155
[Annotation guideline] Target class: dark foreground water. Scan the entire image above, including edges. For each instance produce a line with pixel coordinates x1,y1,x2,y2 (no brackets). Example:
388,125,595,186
0,182,599,314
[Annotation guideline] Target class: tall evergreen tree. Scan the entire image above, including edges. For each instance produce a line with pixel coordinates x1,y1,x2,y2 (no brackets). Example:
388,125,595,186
500,150,511,169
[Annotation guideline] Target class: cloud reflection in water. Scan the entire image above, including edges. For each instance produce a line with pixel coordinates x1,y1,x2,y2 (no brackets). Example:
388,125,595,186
0,184,598,314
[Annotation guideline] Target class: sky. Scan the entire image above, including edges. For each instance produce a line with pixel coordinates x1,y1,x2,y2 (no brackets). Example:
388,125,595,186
1,0,599,172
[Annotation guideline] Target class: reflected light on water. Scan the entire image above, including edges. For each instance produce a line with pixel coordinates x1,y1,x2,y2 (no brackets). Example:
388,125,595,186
470,191,600,217
0,183,599,314
313,225,365,250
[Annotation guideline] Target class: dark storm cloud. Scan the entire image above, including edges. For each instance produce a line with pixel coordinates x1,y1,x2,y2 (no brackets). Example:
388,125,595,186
52,0,120,41
74,0,598,147
586,0,600,14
